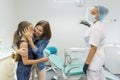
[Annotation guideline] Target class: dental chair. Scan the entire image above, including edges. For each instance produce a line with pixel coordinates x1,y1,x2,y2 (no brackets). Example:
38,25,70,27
47,47,86,80
48,47,120,80
49,54,85,80
44,46,58,73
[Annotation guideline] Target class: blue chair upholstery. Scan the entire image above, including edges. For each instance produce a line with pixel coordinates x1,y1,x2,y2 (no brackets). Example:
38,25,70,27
47,47,57,54
44,46,58,73
44,46,57,56
49,54,64,70
64,63,84,76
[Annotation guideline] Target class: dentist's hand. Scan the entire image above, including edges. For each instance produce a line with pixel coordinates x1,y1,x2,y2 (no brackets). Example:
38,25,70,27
83,63,89,74
80,19,91,27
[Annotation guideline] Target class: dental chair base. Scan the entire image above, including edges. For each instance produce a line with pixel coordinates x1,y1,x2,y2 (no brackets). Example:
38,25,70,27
46,63,57,73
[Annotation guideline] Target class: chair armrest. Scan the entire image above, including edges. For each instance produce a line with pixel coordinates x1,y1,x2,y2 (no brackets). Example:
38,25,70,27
66,66,80,76
69,58,79,64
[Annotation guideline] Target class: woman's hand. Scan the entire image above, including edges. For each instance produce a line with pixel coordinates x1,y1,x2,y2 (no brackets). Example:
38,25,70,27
83,45,97,74
83,63,89,74
22,27,33,42
16,48,28,57
40,57,49,62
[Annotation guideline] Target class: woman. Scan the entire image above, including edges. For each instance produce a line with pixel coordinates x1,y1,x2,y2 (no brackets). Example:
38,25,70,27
83,6,109,80
13,21,48,80
22,20,52,80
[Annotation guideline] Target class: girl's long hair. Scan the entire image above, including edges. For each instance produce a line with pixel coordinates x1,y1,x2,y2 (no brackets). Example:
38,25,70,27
12,21,32,62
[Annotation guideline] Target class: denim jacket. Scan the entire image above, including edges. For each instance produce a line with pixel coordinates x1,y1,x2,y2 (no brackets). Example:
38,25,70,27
32,36,49,70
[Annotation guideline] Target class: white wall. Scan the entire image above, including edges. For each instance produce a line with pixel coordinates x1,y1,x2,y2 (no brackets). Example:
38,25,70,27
14,0,120,59
1,0,119,59
0,0,16,48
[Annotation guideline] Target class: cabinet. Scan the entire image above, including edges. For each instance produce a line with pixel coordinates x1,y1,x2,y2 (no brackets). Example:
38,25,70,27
104,45,120,74
0,56,15,80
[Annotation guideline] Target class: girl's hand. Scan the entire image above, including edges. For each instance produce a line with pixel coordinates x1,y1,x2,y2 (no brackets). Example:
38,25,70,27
22,27,33,42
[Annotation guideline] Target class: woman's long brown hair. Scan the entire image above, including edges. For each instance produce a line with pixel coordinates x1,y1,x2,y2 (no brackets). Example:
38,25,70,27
35,20,52,40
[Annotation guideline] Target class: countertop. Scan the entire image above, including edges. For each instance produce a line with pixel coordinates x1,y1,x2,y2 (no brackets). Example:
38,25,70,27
0,49,15,60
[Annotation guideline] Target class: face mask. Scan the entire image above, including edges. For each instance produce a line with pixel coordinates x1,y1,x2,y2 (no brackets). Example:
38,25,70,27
88,14,96,23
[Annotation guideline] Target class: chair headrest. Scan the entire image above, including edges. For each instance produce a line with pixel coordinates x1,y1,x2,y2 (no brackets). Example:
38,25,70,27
46,46,57,54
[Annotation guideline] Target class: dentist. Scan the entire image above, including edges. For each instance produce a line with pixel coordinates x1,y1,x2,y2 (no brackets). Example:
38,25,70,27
83,5,109,80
